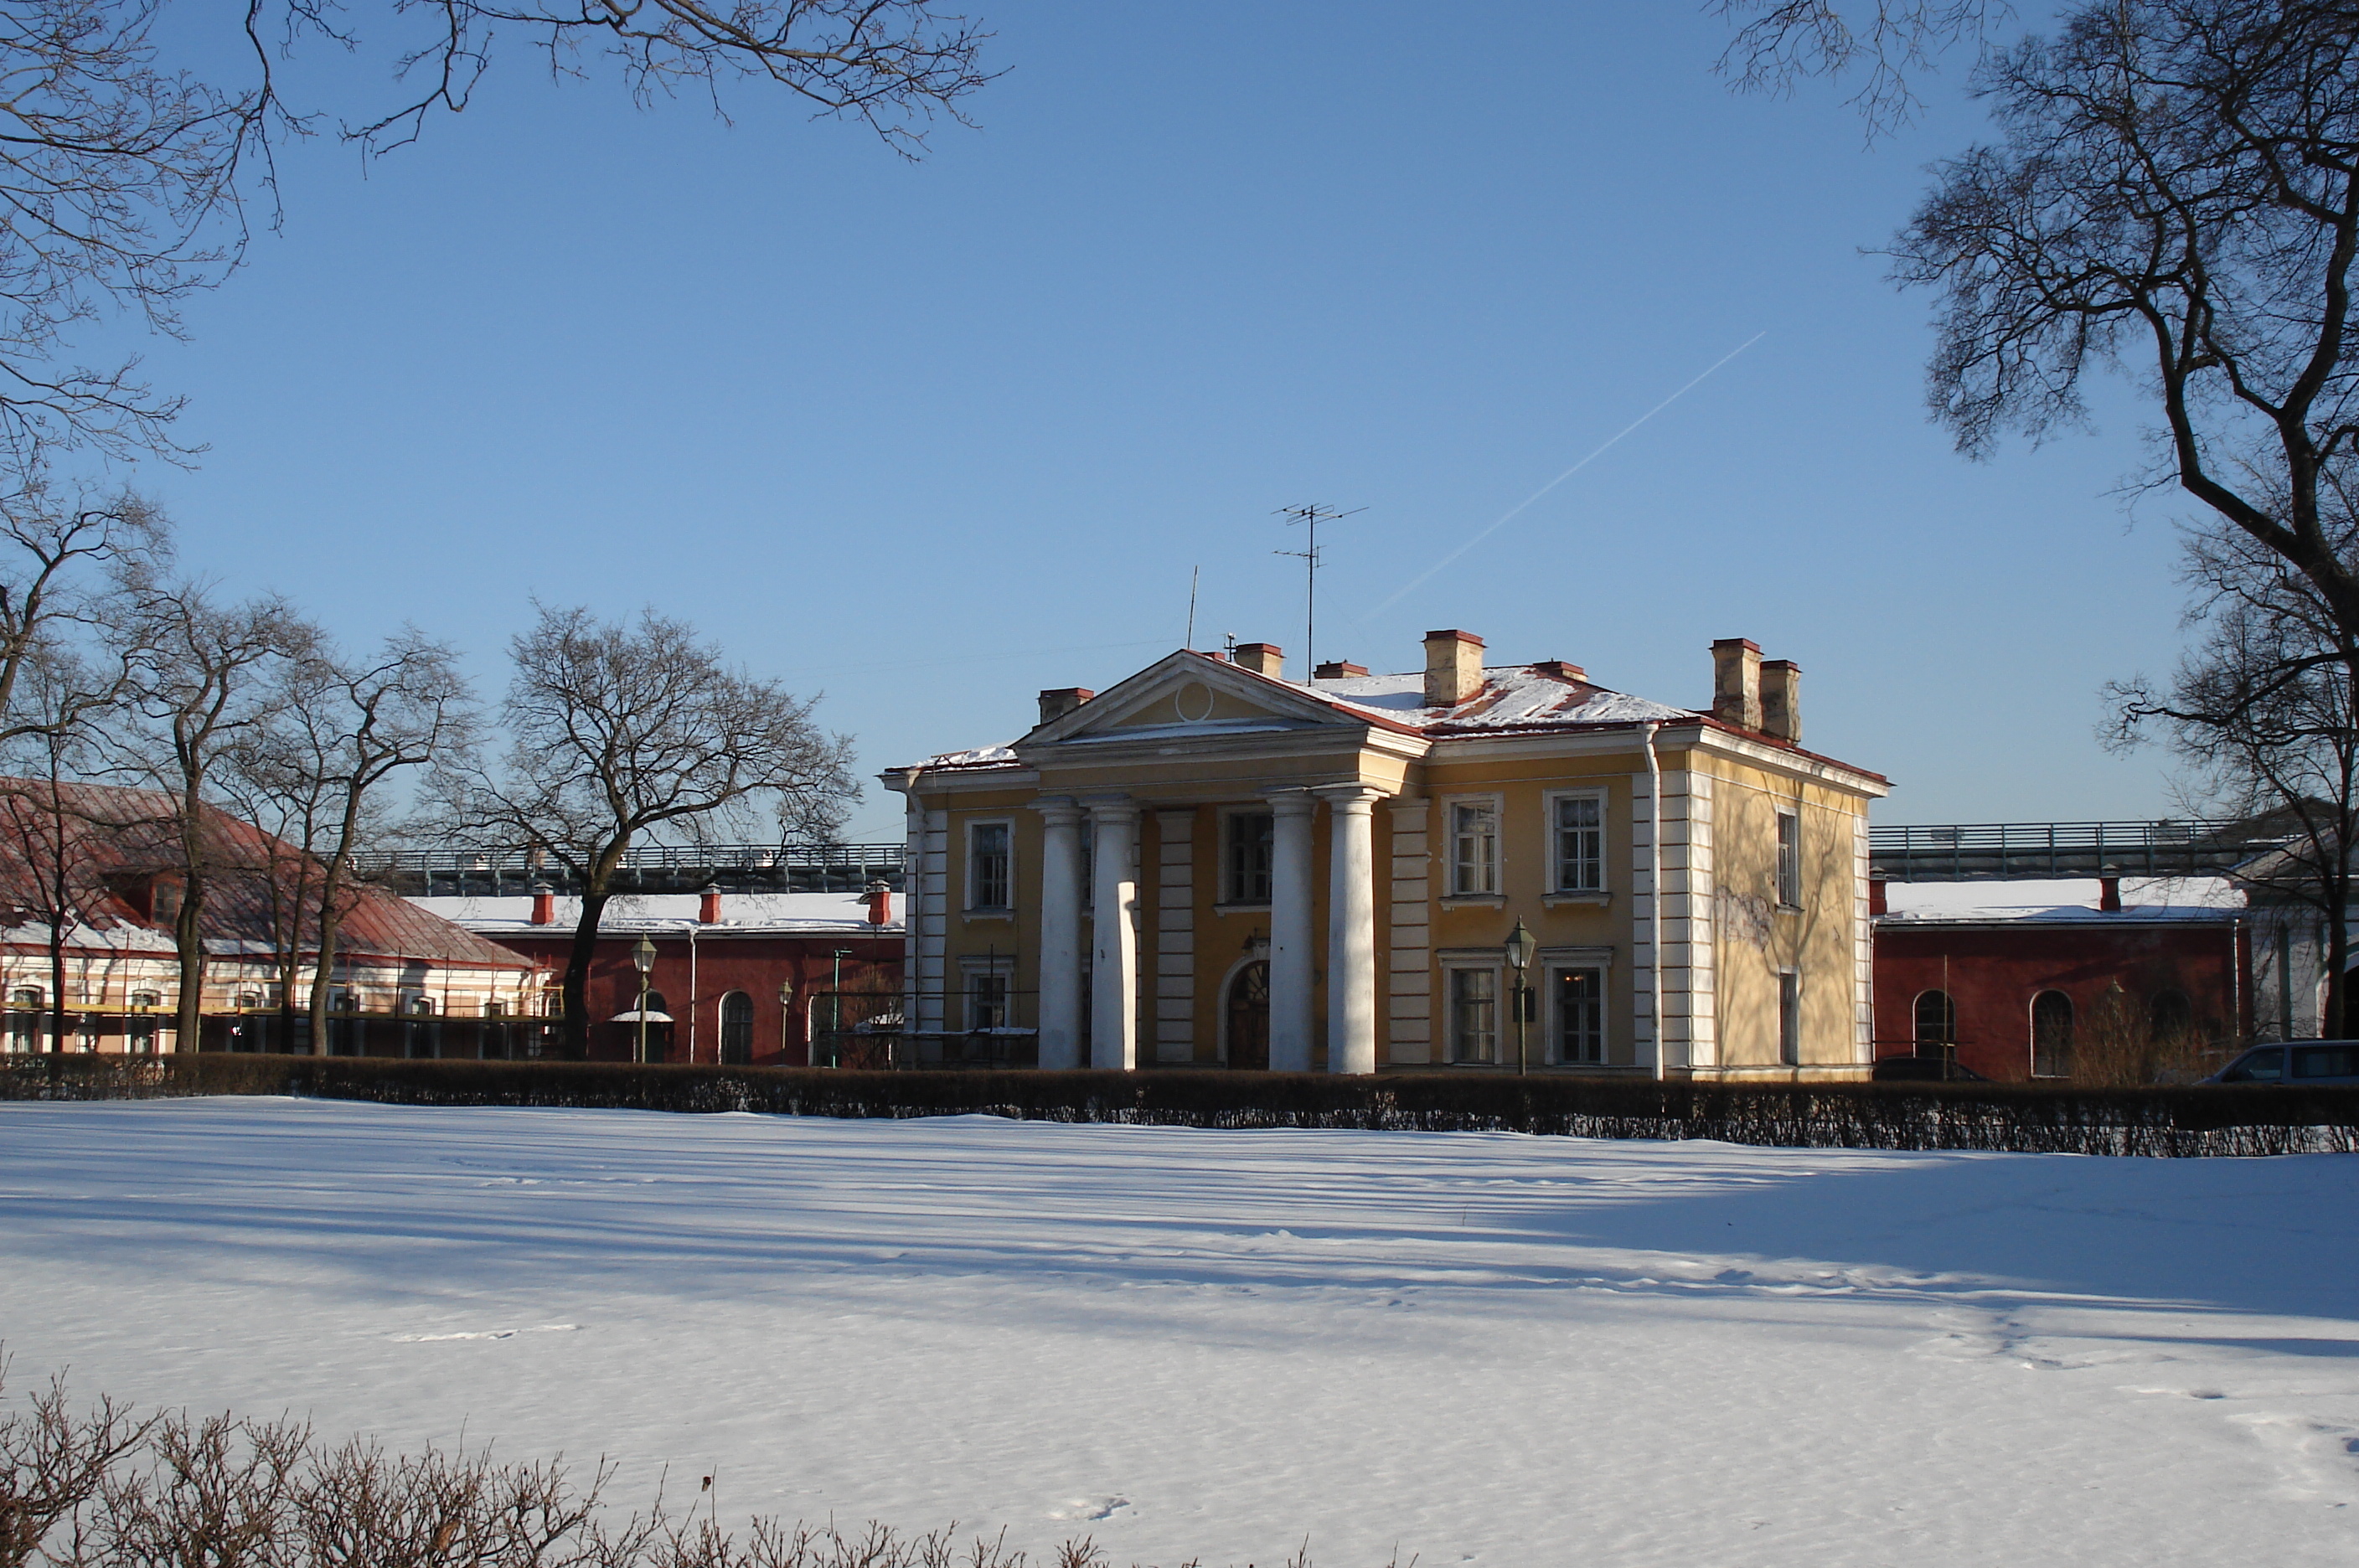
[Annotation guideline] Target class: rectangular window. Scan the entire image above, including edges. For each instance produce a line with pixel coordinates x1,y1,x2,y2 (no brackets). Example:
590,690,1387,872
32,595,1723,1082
1778,972,1801,1066
1226,812,1273,904
967,972,1011,1032
1554,967,1605,1065
1448,967,1499,1064
1553,795,1603,893
1450,802,1499,896
968,821,1012,910
1775,811,1801,909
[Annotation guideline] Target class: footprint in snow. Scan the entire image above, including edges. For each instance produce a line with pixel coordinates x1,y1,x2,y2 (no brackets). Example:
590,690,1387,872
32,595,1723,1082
1048,1498,1130,1523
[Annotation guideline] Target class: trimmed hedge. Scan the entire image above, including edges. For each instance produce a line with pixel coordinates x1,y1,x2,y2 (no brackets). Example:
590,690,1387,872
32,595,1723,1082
3,1051,2356,1157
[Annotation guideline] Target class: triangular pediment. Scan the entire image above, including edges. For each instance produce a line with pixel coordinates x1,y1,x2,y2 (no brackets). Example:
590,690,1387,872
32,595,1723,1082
1022,652,1364,750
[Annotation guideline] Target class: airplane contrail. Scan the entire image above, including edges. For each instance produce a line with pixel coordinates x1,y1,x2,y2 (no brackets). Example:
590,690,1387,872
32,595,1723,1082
1367,331,1767,616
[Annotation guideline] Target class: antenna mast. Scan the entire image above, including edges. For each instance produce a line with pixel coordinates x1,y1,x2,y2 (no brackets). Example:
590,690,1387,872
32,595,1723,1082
1272,503,1365,679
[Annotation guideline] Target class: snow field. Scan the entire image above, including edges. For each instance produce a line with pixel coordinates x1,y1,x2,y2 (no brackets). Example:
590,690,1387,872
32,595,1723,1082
0,1098,2352,1566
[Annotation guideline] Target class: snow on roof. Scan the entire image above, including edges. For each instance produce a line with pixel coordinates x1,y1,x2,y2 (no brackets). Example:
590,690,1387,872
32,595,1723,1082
412,891,901,936
1877,877,2245,925
1301,667,1694,730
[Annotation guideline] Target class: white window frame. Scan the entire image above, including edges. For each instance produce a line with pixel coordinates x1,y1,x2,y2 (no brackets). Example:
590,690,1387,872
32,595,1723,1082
1443,794,1503,900
1438,955,1502,1065
1544,787,1608,898
1544,955,1611,1066
1774,809,1802,910
1778,969,1801,1066
964,818,1015,916
1219,807,1275,909
958,954,1018,1034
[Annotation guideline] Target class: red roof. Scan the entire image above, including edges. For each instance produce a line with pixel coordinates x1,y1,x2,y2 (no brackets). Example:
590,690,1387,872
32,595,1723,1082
0,778,530,970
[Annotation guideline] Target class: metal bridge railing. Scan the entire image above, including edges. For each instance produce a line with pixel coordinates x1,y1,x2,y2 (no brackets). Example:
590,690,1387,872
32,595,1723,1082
1867,819,2285,880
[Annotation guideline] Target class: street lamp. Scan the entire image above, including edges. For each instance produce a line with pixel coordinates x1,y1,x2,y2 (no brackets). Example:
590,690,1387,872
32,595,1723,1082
1504,918,1537,1075
632,935,658,1065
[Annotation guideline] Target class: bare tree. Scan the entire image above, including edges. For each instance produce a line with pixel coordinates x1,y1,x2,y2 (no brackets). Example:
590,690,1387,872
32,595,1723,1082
0,0,993,476
121,586,308,1054
1889,3,2359,645
438,605,853,1060
223,629,477,1055
1713,1,2015,132
0,480,167,748
0,647,134,1052
2110,523,2359,1034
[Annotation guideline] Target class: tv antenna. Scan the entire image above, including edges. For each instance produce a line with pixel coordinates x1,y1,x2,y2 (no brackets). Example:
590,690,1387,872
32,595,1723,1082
1273,503,1365,679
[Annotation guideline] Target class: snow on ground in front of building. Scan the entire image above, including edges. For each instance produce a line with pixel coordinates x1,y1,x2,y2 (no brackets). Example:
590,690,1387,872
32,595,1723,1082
1881,876,2245,922
1,1100,2353,1566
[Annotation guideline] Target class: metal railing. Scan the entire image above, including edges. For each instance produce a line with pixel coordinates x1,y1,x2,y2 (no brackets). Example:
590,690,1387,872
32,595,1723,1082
352,843,906,895
1867,819,2287,881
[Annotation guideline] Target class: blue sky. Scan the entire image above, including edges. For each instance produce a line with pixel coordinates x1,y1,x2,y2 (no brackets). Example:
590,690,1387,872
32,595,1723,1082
105,2,2191,838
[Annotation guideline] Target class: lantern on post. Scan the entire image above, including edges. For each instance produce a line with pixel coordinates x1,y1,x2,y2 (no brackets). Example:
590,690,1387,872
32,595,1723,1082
1503,918,1537,1075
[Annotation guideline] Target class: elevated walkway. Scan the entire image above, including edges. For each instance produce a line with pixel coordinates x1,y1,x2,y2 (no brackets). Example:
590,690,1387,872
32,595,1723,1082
354,843,906,896
1869,820,2282,883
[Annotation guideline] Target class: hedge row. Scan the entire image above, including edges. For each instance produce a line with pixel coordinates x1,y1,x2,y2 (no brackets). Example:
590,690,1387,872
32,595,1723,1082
4,1052,2356,1157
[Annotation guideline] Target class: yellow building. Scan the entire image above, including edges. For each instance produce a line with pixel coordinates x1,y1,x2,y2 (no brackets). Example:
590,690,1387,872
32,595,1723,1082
883,632,1887,1078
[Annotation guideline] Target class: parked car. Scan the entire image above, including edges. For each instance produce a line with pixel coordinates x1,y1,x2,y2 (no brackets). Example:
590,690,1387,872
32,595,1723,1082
2202,1041,2359,1086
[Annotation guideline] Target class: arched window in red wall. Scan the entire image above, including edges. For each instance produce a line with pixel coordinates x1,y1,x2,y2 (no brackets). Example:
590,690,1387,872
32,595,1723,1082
1912,990,1957,1050
720,991,754,1065
2149,988,2193,1042
2031,991,2074,1079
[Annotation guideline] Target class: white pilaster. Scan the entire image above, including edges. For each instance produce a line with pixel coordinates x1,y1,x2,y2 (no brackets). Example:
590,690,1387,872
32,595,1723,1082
1267,790,1318,1073
1087,797,1140,1070
1154,809,1196,1063
1316,783,1383,1075
1851,811,1875,1065
1031,796,1086,1070
911,802,949,1034
1386,798,1432,1065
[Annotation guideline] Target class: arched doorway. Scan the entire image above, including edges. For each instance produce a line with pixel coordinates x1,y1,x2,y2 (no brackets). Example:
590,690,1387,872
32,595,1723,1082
1226,962,1269,1070
2031,990,2073,1079
720,991,754,1065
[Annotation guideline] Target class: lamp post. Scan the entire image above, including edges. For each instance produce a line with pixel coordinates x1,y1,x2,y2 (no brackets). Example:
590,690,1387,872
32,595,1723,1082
1504,918,1537,1076
632,936,657,1065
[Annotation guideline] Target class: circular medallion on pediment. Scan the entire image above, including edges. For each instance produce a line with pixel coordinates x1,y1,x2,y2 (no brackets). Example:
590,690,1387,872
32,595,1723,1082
1174,682,1216,723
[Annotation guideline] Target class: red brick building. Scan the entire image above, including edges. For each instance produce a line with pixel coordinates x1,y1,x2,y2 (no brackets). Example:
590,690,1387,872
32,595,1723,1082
1872,878,2250,1081
416,887,901,1065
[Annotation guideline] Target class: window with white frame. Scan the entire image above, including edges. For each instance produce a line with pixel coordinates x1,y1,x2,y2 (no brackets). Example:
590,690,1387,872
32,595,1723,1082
1775,810,1802,909
968,820,1013,911
8,987,39,1054
1448,800,1500,896
1552,792,1605,894
1226,810,1273,905
127,991,160,1055
1552,967,1606,1065
1445,964,1500,1064
1778,971,1801,1065
960,956,1017,1033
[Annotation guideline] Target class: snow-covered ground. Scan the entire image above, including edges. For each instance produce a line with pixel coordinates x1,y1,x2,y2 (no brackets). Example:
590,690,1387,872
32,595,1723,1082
1,1101,2354,1566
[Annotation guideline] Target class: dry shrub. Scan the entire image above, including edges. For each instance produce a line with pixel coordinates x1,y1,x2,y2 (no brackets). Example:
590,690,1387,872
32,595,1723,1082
2069,983,2238,1088
1,1369,1399,1568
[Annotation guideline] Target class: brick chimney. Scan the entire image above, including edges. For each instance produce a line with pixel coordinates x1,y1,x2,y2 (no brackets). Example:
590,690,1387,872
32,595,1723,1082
529,885,555,926
1234,642,1285,678
699,885,722,924
865,879,892,926
1760,659,1801,744
1711,638,1763,730
1038,687,1095,725
1424,629,1485,707
1312,660,1368,679
1868,878,1887,917
2098,874,2123,912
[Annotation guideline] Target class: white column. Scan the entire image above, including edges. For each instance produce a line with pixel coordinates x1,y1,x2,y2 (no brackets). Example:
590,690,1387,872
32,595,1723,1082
1031,796,1086,1070
1267,790,1318,1072
1154,809,1196,1063
1087,797,1139,1070
1316,783,1383,1075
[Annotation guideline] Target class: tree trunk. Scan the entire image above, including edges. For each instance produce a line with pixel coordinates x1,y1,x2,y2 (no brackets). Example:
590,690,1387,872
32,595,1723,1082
174,885,206,1054
47,917,67,1056
559,892,610,1060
